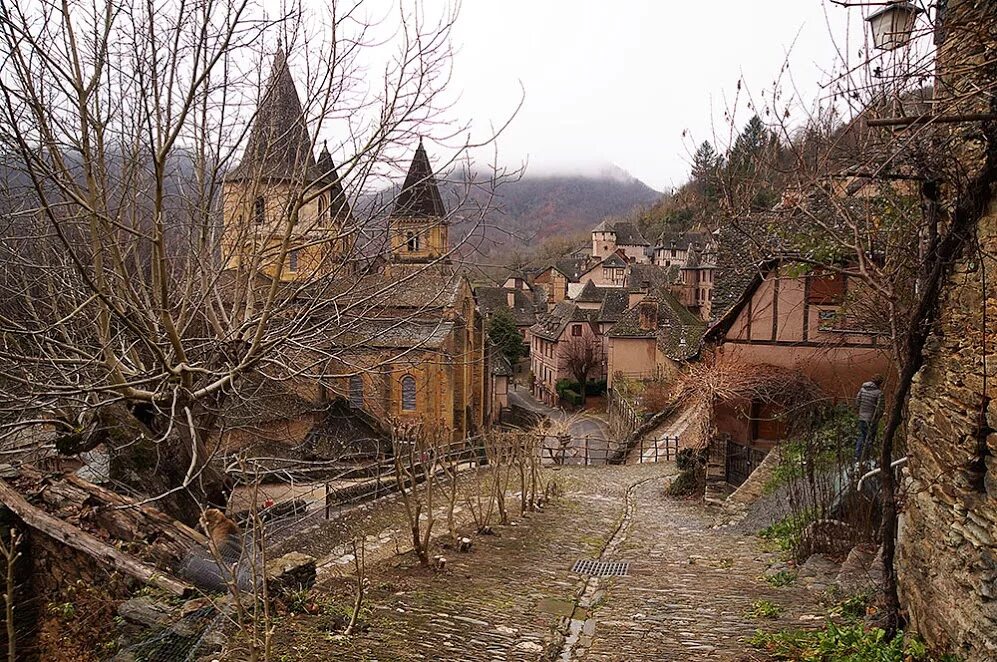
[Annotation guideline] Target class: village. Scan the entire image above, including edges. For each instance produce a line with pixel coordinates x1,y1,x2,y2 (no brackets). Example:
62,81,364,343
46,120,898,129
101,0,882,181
0,1,994,661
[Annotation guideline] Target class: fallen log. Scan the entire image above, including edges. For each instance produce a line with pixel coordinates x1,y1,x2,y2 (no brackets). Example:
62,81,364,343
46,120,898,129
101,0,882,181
0,479,193,597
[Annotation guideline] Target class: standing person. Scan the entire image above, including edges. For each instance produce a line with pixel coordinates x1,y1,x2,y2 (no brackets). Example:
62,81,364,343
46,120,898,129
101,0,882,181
854,375,884,462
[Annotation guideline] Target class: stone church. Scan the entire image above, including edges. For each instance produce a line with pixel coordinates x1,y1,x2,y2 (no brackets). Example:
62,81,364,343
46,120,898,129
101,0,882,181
218,48,487,456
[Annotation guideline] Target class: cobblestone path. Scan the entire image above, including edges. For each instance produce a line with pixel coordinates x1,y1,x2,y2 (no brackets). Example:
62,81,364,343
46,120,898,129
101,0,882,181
579,479,821,661
269,464,823,661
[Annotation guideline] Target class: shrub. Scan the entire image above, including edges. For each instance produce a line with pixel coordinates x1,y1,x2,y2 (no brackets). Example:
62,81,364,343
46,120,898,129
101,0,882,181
745,600,783,619
749,623,957,661
561,389,583,406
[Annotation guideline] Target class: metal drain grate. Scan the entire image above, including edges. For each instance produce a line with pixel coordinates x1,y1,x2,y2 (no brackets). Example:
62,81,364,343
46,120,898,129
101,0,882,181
571,559,630,576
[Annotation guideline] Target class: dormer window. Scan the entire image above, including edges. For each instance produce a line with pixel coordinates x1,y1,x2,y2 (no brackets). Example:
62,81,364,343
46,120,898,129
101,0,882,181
406,231,419,252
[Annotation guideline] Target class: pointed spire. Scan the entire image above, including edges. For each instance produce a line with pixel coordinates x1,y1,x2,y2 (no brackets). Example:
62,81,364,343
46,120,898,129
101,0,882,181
314,140,351,219
227,47,317,181
391,139,446,218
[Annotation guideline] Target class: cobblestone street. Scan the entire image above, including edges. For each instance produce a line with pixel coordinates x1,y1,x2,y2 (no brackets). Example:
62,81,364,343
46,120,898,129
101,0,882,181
271,463,825,661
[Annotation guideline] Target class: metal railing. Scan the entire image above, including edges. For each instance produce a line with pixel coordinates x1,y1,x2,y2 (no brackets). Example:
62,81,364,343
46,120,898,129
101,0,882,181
725,440,769,487
541,433,679,466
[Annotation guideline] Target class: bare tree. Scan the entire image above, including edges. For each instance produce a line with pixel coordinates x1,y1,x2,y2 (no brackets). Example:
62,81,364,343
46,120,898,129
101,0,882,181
0,528,20,662
0,0,517,525
560,335,601,406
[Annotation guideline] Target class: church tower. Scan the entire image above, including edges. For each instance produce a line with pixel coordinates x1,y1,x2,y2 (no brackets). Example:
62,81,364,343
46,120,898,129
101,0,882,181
389,140,448,262
222,48,351,281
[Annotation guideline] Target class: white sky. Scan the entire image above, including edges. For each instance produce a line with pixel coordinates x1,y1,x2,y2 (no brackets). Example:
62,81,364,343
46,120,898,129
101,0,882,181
447,0,873,191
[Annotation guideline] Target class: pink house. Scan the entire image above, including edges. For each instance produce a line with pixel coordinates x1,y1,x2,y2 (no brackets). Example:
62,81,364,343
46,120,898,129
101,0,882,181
703,259,893,450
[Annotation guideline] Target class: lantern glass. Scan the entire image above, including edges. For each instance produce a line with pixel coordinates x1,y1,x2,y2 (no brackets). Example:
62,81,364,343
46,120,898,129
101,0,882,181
868,2,923,51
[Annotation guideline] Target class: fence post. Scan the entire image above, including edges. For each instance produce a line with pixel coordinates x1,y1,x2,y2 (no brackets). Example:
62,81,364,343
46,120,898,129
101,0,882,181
584,435,590,466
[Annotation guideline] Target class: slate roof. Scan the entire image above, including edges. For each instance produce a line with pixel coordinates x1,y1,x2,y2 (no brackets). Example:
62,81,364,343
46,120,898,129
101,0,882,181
575,280,612,303
227,49,323,183
475,286,538,326
316,142,351,218
600,253,629,269
597,289,631,323
625,263,675,290
612,222,649,246
328,318,455,350
529,301,596,341
552,258,587,282
342,262,466,312
491,352,514,377
607,292,705,361
592,220,649,246
656,230,712,251
392,140,447,218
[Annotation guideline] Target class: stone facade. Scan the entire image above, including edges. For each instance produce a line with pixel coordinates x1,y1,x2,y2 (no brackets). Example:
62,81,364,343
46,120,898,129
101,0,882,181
898,1,997,658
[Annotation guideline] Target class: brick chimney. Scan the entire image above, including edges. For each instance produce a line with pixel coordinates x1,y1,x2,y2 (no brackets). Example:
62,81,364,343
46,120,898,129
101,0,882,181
638,299,658,331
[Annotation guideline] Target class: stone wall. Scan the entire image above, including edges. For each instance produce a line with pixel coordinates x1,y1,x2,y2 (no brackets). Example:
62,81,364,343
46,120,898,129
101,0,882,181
898,2,997,659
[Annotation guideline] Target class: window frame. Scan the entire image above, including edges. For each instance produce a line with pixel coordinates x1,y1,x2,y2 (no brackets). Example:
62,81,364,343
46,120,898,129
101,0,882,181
401,374,417,411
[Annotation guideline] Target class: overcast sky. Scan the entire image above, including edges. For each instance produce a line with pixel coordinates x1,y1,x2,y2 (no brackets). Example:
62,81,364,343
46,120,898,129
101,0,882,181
447,1,873,191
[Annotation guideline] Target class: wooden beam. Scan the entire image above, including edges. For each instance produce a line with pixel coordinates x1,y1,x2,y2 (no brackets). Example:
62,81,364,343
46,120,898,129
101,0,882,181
0,479,193,597
866,113,997,128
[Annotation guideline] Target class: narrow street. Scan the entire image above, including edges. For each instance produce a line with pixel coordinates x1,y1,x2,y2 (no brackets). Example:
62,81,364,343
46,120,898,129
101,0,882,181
286,463,826,661
508,385,615,464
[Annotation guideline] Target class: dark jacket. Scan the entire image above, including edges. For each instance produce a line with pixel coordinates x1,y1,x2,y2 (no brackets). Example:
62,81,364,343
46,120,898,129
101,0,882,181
856,381,883,423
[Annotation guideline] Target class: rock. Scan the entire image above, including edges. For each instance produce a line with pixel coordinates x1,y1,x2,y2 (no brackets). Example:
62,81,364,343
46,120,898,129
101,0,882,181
117,596,173,629
798,554,841,591
836,543,878,593
265,552,316,597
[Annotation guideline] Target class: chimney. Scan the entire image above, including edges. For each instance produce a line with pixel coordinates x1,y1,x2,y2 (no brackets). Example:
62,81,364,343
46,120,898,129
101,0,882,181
638,299,658,331
507,291,516,308
627,281,651,308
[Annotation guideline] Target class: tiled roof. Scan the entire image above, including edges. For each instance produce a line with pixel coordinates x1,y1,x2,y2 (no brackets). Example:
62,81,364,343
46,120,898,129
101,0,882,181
624,263,674,290
611,222,649,246
227,49,323,183
392,140,446,218
597,289,631,323
592,220,649,246
607,292,705,361
490,352,514,377
575,280,612,303
552,258,587,282
600,253,629,269
316,142,351,218
529,301,596,341
475,286,538,326
329,318,455,350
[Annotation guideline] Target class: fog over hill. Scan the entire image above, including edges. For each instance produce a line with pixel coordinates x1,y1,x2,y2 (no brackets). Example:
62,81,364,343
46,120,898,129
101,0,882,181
456,162,662,251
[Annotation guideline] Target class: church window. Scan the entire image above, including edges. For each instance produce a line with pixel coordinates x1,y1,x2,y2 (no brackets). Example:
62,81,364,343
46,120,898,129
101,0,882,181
349,375,364,408
401,375,417,411
254,197,265,224
288,249,299,272
318,195,326,223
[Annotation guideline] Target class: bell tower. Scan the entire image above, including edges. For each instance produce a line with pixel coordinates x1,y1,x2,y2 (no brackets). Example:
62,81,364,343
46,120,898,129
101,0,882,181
222,48,351,281
389,140,448,262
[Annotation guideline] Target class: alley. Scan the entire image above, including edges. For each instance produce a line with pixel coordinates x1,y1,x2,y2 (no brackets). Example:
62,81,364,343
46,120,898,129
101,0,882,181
284,463,824,661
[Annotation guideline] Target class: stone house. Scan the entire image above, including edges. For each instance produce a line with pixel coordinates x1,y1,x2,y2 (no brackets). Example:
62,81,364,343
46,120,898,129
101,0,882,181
528,301,603,406
591,220,651,263
474,285,541,336
653,230,718,321
605,292,705,390
575,251,630,291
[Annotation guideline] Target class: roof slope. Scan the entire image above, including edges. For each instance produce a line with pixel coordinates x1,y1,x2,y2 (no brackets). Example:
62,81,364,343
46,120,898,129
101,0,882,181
316,142,351,217
475,286,538,326
608,291,705,361
529,300,596,341
228,49,319,182
392,140,446,218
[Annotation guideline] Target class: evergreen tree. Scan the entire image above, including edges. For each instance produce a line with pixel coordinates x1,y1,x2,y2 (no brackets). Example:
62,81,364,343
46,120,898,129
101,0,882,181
690,140,722,204
487,307,528,364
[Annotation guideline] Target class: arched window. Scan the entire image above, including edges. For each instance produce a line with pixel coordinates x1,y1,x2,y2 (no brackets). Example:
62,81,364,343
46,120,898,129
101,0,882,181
401,375,417,411
254,197,265,224
318,196,326,223
349,375,363,409
406,231,419,252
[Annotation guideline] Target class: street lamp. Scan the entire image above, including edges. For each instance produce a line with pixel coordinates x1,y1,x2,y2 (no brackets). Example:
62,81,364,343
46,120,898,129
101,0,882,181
867,1,924,50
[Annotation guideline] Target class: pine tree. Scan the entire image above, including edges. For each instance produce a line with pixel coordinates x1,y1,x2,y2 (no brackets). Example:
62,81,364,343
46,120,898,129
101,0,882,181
487,307,528,365
690,141,722,204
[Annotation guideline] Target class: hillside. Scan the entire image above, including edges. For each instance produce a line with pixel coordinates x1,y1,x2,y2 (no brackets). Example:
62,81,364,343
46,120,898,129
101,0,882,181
478,164,661,245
